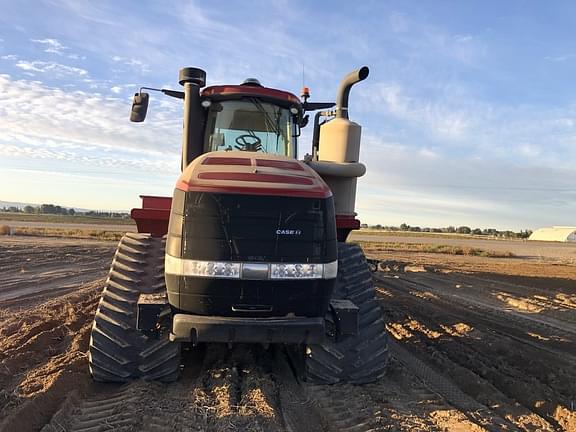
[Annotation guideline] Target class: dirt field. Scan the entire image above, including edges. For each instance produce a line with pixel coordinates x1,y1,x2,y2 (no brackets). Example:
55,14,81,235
351,232,576,263
1,235,575,431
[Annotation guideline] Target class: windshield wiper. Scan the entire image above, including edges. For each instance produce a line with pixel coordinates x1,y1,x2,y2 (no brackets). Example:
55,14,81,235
249,98,281,136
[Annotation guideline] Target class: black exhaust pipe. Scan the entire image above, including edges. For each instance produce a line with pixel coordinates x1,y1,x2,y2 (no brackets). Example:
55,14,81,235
179,67,207,170
335,66,369,119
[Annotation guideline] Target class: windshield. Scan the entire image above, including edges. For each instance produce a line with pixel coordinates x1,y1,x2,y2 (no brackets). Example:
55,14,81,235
204,99,296,157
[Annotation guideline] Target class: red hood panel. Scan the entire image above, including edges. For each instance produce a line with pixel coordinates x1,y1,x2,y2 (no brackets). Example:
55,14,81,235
176,152,332,199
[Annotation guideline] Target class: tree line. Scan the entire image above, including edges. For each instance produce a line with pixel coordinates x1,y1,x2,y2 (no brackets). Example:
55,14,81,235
1,204,129,219
361,223,533,239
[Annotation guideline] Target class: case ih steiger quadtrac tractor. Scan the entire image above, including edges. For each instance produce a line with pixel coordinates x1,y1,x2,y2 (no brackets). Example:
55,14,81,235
88,66,389,384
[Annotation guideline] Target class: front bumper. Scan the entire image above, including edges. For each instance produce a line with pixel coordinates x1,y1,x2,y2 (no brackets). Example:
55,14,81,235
170,313,325,344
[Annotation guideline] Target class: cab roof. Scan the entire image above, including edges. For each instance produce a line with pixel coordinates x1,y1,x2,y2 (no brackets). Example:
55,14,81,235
201,85,302,108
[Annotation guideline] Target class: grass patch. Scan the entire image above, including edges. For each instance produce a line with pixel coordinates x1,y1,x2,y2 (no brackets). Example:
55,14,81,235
8,226,124,241
358,240,515,258
352,230,506,241
0,212,134,225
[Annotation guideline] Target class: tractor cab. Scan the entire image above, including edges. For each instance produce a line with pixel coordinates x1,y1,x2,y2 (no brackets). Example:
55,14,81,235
201,81,302,158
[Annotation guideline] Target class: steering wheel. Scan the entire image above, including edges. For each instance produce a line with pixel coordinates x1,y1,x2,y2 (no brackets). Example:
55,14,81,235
235,134,262,152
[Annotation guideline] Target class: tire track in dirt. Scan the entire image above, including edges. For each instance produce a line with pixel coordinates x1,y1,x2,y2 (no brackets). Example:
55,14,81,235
0,281,104,432
374,271,576,431
40,344,326,432
407,272,576,336
388,273,576,371
0,239,113,303
436,272,576,315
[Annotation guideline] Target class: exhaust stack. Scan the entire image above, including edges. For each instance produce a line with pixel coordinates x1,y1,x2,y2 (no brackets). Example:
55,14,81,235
335,66,369,119
179,67,207,170
308,67,369,232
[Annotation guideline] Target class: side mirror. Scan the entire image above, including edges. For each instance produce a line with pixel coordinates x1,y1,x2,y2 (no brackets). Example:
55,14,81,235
130,92,149,122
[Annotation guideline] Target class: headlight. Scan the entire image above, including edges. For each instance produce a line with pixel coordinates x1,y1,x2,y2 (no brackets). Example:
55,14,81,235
270,263,323,279
165,255,241,278
165,255,338,280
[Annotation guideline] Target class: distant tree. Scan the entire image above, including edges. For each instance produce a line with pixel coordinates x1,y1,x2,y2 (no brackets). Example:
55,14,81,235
409,226,421,232
23,205,35,213
68,208,76,216
400,223,410,231
472,228,483,235
8,206,20,213
374,224,382,229
445,226,456,233
360,223,368,229
41,204,55,214
457,226,471,234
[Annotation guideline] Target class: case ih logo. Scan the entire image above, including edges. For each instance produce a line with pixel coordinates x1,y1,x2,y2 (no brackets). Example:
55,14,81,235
276,229,302,236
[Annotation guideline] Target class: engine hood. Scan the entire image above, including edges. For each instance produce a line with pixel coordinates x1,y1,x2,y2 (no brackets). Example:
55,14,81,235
176,151,332,199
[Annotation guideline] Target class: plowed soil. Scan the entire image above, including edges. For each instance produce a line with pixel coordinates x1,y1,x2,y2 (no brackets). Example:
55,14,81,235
1,235,575,431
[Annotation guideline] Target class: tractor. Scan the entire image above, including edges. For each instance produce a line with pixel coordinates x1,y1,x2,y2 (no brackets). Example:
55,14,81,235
88,66,389,384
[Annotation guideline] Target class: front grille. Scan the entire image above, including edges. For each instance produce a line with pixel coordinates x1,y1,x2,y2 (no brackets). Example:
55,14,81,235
166,189,336,263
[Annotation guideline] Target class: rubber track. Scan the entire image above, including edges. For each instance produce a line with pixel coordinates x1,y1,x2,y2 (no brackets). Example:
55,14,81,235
306,243,389,384
88,233,180,382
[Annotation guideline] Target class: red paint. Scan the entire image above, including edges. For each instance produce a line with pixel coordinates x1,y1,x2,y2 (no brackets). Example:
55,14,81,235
176,180,332,199
335,215,361,229
255,159,304,171
335,215,361,242
131,208,170,236
202,85,301,106
131,195,172,236
140,195,172,210
198,171,313,185
203,157,251,166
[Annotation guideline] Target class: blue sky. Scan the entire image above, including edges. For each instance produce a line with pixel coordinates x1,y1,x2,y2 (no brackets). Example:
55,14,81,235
0,0,575,230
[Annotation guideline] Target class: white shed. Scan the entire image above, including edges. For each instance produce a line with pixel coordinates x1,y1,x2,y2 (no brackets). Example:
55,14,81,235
529,226,576,242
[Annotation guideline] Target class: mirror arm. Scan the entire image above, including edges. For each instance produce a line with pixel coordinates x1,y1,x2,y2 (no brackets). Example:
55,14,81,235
139,86,184,99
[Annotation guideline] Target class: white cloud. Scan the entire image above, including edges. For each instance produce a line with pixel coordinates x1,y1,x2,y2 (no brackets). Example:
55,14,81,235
0,144,175,172
46,0,117,25
31,38,68,55
544,55,573,62
359,83,474,139
111,56,151,74
15,60,88,77
1,54,18,60
0,75,182,166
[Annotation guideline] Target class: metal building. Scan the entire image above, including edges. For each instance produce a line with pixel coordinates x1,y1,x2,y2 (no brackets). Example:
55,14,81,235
528,226,576,242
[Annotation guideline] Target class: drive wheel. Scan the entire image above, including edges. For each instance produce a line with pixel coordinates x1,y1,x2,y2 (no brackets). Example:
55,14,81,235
89,233,180,382
305,243,389,384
